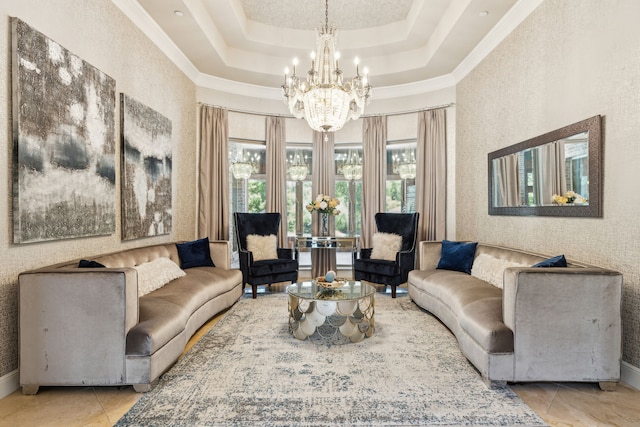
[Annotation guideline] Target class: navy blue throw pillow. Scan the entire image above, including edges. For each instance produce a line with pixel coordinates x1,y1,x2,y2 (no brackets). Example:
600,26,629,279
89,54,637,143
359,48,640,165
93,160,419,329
436,240,478,274
78,259,106,268
532,255,567,267
176,237,215,269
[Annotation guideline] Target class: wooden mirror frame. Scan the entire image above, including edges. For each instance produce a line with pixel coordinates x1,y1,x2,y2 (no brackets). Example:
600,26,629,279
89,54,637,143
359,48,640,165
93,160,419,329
488,115,602,217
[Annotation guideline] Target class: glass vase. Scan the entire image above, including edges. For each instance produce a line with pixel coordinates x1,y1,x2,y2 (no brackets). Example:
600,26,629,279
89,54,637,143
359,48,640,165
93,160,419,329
320,212,329,236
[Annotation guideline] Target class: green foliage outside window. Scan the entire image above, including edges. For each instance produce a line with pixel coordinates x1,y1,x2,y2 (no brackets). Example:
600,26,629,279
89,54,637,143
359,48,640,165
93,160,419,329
247,180,266,213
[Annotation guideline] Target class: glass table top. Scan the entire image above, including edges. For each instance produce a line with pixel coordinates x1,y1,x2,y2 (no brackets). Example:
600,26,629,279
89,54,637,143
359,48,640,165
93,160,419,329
287,280,375,301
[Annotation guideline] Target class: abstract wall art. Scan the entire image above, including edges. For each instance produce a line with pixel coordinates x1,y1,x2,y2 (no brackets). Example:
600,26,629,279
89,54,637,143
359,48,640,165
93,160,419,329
12,18,116,243
120,94,173,240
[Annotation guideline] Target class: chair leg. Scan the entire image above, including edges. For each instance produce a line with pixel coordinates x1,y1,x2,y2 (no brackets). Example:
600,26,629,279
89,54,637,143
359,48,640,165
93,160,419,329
391,285,397,298
252,284,257,299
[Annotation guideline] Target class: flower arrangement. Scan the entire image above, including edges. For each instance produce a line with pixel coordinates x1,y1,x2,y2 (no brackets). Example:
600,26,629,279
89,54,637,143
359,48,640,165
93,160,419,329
552,191,587,205
306,194,340,215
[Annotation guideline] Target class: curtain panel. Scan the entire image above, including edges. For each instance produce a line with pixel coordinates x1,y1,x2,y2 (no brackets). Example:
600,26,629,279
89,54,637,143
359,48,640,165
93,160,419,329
266,116,288,247
361,116,387,249
198,105,229,240
416,109,446,241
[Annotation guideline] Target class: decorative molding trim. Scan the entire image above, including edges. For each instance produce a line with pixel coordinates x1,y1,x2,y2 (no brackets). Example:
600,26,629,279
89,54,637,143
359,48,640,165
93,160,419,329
0,369,19,399
622,361,640,391
452,0,544,83
111,0,540,101
196,73,282,100
197,72,457,101
110,0,200,81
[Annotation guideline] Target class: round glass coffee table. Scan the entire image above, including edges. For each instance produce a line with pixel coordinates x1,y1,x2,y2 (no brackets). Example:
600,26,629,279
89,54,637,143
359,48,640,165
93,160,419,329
287,280,375,342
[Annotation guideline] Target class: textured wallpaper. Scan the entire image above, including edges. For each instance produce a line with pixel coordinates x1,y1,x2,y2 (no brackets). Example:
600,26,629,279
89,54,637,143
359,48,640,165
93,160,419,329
0,0,197,378
456,0,640,368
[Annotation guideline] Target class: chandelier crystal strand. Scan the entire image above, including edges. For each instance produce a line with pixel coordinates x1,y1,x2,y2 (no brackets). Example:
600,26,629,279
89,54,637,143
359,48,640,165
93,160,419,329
282,0,371,133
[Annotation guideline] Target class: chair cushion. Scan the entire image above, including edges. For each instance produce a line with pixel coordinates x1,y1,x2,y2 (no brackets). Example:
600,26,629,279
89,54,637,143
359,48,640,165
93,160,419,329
250,258,298,277
370,232,402,261
246,234,278,261
354,258,399,277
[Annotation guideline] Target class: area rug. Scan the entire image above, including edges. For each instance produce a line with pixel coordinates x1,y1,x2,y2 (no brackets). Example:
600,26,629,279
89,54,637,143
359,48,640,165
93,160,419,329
116,294,546,426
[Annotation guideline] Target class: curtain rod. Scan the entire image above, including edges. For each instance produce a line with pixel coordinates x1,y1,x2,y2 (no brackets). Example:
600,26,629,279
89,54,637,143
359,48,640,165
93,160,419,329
197,102,455,119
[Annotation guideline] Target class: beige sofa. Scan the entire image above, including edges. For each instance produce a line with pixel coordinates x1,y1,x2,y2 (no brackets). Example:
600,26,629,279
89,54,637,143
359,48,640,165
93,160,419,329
408,241,623,390
19,240,243,394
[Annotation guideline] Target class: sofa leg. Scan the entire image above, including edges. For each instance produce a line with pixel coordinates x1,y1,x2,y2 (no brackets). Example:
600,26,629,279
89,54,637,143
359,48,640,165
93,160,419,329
482,376,506,389
252,285,257,299
22,385,39,395
599,381,618,391
391,285,397,298
133,383,151,393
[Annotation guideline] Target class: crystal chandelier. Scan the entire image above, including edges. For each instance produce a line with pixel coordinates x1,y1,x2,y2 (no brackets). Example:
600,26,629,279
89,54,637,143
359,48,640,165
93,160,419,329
393,151,417,180
287,151,309,181
340,150,363,181
281,0,371,135
231,151,258,180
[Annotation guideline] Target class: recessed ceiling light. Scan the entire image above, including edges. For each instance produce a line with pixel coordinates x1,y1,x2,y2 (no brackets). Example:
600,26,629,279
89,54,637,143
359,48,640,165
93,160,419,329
479,11,489,17
174,10,184,17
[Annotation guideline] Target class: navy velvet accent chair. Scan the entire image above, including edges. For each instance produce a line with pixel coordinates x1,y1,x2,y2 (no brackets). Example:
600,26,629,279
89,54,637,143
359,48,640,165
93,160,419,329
354,212,419,298
234,212,298,298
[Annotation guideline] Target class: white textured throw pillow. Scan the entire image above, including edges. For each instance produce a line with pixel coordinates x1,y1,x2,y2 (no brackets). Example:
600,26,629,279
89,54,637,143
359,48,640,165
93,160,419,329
134,257,186,297
470,253,526,289
370,232,403,261
246,234,278,261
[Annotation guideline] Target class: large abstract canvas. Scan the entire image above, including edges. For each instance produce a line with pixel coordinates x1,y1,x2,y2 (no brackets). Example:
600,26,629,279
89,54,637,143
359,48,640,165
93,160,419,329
12,18,116,243
121,94,172,240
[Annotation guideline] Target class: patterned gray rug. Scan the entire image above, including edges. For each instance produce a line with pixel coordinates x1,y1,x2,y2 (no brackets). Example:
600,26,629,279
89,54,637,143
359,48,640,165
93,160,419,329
116,294,546,426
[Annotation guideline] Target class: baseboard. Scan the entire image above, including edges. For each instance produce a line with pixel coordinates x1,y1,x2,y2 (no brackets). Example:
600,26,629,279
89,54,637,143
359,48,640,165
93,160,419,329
622,361,640,390
0,369,19,399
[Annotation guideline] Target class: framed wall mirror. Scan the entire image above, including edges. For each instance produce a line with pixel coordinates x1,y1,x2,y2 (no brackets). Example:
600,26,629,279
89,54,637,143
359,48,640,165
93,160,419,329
488,115,602,217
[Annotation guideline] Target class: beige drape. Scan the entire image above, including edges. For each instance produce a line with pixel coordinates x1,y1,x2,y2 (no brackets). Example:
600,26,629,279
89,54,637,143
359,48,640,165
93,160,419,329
493,154,520,207
311,131,336,277
361,116,387,248
266,117,288,247
416,109,446,241
537,141,566,205
198,105,229,240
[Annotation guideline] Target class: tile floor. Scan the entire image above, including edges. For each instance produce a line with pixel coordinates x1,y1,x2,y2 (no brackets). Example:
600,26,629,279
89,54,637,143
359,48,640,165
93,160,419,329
1,285,638,427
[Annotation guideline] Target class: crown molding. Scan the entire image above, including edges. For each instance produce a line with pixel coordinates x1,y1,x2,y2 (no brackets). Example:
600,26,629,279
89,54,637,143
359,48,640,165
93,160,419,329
452,0,544,82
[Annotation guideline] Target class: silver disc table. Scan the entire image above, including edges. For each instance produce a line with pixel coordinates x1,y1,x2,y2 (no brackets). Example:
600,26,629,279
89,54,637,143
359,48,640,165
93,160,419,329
287,280,375,342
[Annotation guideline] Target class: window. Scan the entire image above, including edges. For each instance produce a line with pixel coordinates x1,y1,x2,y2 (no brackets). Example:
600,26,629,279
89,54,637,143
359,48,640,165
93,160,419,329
229,140,266,255
335,147,362,236
285,145,313,236
386,141,417,213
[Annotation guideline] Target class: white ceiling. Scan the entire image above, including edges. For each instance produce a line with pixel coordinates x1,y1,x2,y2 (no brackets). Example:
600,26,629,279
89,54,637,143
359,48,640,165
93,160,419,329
119,0,540,96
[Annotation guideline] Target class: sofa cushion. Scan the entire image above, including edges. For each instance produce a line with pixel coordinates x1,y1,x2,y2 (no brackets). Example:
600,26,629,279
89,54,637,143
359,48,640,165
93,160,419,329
176,238,215,269
437,240,478,274
370,232,402,261
471,253,527,289
533,254,567,267
134,257,186,297
78,259,106,268
127,267,242,356
246,234,278,261
458,297,514,353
